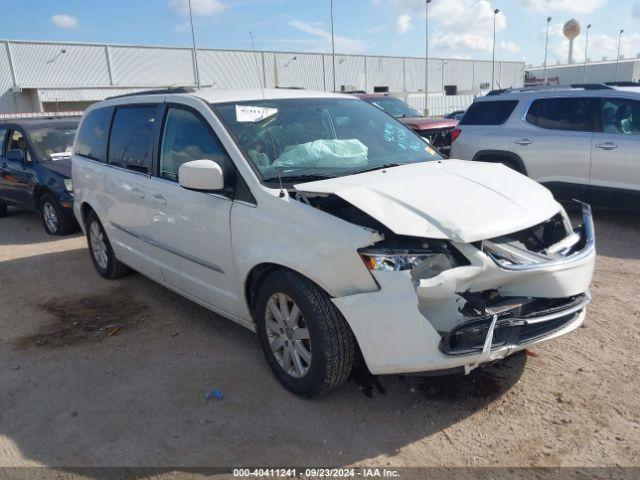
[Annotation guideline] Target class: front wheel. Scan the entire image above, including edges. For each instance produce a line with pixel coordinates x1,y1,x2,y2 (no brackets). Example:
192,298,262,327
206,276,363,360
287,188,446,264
85,211,130,279
255,270,355,397
40,193,75,235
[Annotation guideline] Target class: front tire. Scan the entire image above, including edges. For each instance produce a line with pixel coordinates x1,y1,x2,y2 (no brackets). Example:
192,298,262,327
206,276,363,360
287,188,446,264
40,193,75,235
255,270,355,397
85,211,130,279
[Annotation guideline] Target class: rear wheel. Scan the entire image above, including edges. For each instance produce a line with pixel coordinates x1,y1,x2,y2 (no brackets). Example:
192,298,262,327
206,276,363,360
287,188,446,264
85,211,130,279
40,193,75,235
255,270,355,397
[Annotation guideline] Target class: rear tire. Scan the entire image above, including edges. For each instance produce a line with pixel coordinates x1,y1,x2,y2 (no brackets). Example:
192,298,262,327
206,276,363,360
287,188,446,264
85,210,130,279
40,193,75,235
255,269,355,397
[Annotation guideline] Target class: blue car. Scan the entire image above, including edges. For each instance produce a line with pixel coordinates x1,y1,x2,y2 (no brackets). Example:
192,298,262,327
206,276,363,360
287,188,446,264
0,118,79,235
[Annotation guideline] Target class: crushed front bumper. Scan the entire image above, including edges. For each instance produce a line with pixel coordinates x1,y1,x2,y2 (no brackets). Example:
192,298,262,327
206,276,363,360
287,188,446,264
332,203,595,375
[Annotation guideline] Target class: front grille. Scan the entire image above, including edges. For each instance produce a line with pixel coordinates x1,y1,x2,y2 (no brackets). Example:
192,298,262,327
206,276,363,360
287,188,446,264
420,127,453,152
441,294,586,355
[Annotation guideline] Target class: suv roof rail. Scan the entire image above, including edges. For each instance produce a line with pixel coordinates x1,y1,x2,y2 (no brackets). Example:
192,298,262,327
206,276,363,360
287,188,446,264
106,86,196,100
489,84,613,96
604,81,640,87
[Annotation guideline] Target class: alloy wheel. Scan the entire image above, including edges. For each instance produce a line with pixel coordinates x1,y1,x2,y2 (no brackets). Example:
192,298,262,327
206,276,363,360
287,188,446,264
43,202,59,233
265,293,312,378
89,221,109,270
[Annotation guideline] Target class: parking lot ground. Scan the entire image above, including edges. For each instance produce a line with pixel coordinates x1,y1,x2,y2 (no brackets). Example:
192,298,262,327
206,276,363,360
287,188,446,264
0,207,639,471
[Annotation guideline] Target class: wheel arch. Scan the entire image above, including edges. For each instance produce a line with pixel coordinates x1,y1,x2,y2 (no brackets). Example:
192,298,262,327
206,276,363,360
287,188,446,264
472,150,528,175
244,263,334,320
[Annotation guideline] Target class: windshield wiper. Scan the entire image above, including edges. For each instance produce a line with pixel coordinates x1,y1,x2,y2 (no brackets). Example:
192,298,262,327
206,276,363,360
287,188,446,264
263,173,335,183
351,163,403,175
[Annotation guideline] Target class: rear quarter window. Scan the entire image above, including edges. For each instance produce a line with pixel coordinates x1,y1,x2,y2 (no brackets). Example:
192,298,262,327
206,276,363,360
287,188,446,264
74,107,113,162
459,100,518,126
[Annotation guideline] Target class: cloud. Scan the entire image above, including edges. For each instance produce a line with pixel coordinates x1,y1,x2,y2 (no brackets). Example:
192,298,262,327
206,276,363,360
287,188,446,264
383,0,507,55
51,14,78,29
396,13,412,34
500,41,521,53
168,0,225,16
514,0,604,14
288,19,365,52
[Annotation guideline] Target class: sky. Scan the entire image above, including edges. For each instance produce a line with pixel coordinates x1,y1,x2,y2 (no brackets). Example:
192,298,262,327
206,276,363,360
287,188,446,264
2,0,640,67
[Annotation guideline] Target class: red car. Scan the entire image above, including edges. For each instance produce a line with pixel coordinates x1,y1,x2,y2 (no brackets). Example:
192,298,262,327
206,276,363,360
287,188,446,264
351,93,458,156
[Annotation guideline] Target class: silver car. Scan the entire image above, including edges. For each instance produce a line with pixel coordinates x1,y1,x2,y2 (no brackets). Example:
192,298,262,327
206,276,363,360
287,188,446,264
450,85,640,209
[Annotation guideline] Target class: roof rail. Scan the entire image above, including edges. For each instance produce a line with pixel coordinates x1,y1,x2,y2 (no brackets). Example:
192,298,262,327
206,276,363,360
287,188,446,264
488,83,613,95
605,81,640,87
106,87,196,100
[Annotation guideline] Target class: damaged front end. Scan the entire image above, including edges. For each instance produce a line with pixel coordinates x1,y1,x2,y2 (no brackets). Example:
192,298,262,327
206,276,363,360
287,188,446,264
324,199,596,375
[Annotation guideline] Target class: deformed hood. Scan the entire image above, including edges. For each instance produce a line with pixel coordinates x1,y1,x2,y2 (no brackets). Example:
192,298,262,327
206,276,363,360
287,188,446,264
294,160,561,243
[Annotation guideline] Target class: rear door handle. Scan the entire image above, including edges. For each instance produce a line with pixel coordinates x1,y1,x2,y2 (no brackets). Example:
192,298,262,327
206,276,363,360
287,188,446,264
514,138,532,146
595,142,618,150
152,194,167,205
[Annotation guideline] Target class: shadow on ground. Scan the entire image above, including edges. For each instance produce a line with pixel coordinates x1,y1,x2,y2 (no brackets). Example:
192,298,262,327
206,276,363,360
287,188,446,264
0,244,526,471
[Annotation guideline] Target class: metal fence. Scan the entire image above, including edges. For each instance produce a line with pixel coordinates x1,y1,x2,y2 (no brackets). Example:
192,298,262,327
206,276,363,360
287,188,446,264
1,40,524,114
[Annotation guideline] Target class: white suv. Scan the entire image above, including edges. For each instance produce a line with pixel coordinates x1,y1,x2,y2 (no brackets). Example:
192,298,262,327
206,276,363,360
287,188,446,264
450,86,640,209
72,88,595,397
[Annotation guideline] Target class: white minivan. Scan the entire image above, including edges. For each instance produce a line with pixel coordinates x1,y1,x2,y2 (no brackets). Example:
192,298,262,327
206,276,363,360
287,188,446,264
72,88,595,397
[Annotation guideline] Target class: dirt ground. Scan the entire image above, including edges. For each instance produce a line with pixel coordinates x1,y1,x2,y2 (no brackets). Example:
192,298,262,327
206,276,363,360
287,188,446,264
0,207,638,474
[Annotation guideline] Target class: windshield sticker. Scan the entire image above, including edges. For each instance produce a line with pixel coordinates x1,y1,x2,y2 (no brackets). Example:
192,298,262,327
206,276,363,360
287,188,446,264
383,123,423,152
425,146,436,155
236,105,278,123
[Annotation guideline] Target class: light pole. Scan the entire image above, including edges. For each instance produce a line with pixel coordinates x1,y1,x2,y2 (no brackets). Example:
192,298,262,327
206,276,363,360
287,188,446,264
491,8,499,90
424,0,431,116
543,16,551,84
188,0,200,88
583,24,591,83
330,0,336,92
615,29,624,81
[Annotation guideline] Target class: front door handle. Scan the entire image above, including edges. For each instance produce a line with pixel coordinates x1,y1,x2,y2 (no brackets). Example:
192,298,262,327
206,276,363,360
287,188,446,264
595,142,618,150
514,138,532,146
130,186,145,199
152,194,167,205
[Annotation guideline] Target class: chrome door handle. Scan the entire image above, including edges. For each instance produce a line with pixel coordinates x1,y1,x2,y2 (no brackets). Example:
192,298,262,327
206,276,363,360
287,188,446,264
152,194,167,205
595,142,618,150
514,138,532,146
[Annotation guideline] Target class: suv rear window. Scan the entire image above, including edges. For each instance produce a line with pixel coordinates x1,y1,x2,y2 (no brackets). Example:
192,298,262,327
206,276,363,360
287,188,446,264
526,98,590,132
74,107,112,162
108,106,157,173
459,100,518,125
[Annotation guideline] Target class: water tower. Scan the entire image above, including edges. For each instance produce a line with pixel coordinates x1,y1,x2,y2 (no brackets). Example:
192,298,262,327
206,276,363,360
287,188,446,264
563,19,581,64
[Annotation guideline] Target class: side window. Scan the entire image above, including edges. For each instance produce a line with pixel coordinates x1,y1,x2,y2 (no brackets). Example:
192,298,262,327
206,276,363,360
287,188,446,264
0,128,6,155
159,107,230,182
601,98,640,135
74,107,112,162
7,130,33,162
108,106,157,173
458,100,518,126
526,98,590,132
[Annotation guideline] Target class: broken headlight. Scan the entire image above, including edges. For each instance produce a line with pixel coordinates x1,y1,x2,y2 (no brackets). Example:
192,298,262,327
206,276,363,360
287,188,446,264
359,251,436,271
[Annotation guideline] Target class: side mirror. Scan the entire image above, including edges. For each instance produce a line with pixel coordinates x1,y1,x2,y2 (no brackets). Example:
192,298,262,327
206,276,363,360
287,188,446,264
6,149,25,163
178,159,224,191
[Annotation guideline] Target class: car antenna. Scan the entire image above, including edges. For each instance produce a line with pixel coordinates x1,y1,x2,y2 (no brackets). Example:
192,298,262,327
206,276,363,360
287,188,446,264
249,31,285,198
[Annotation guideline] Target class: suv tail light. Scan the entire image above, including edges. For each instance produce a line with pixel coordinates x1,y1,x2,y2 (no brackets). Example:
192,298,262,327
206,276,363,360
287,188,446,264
450,127,461,143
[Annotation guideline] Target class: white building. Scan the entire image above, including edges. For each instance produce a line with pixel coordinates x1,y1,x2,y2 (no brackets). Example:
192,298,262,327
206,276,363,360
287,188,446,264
0,39,525,116
526,57,640,85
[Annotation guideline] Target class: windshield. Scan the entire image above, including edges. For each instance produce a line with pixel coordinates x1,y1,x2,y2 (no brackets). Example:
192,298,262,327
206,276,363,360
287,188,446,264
212,98,441,184
29,126,77,161
365,96,422,118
